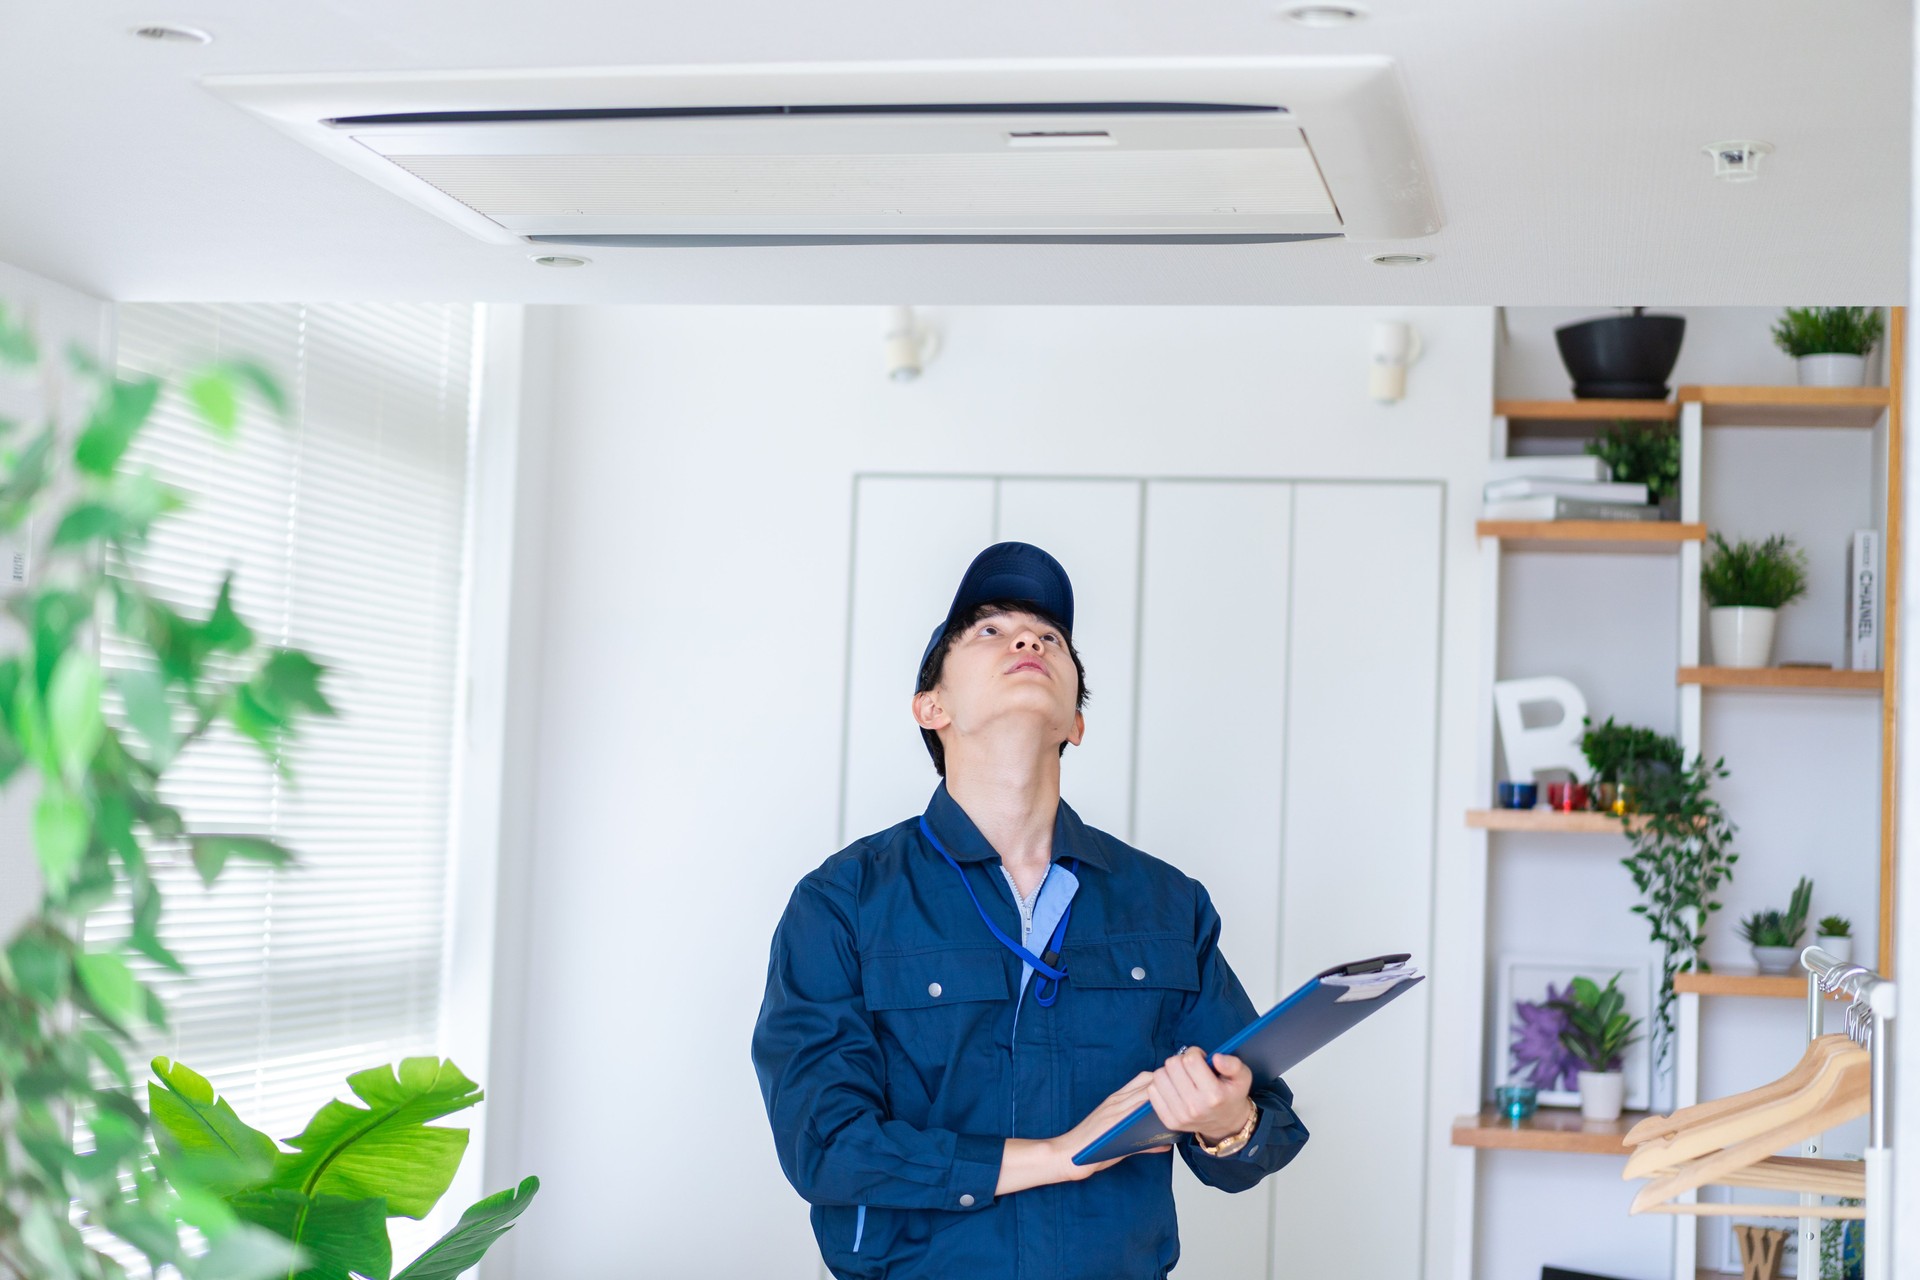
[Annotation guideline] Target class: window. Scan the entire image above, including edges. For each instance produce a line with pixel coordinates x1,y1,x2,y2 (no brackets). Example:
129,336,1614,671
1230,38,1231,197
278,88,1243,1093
91,302,480,1146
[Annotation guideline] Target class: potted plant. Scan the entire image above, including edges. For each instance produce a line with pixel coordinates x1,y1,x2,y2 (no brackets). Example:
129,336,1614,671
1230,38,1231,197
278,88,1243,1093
1739,877,1814,974
1555,307,1687,399
1701,532,1809,668
1586,419,1682,519
1547,973,1644,1122
1619,754,1738,1064
1580,717,1684,813
1817,914,1854,964
1771,307,1885,387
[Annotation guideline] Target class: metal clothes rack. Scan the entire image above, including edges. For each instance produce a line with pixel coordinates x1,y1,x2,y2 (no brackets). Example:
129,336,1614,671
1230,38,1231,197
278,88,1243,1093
1800,945,1895,1280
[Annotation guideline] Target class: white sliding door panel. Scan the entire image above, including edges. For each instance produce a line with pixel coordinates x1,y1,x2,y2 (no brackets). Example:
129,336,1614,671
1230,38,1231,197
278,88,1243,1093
1272,483,1441,1280
1134,480,1294,1280
841,477,996,842
996,478,1143,839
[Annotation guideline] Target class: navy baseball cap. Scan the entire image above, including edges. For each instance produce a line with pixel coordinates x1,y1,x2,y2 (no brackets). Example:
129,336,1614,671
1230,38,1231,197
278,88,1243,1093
916,542,1075,689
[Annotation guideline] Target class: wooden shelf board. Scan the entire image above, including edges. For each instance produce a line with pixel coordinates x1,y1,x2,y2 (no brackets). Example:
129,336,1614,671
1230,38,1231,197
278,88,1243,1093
1677,666,1883,693
1496,398,1678,425
1673,969,1811,999
1451,1106,1649,1154
1496,399,1678,441
1677,384,1891,429
1467,808,1646,833
1477,520,1705,554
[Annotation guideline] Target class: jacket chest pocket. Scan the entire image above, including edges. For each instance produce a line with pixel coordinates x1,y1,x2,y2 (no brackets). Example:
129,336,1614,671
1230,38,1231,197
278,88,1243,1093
1061,937,1200,1057
862,947,1011,1088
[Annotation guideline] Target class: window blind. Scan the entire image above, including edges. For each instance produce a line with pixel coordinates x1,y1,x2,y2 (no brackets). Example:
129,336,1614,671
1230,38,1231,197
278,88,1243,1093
91,301,479,1148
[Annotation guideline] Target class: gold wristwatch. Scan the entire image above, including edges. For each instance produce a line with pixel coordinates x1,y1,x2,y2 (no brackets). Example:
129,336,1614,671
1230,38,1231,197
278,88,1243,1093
1194,1100,1259,1158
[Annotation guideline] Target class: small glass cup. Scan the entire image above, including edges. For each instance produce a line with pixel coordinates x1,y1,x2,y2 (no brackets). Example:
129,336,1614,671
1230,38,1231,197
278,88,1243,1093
1545,782,1590,813
1494,1083,1538,1122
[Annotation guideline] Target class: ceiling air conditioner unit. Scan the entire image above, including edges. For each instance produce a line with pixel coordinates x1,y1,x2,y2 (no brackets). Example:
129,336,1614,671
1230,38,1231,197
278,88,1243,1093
205,59,1438,247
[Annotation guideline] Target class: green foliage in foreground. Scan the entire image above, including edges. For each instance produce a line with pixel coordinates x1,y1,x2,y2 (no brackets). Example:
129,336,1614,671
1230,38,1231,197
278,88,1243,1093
149,1057,538,1280
0,300,329,1279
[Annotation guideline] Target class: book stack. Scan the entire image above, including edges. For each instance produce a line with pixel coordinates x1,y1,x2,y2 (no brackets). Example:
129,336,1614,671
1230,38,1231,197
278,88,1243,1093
1482,455,1660,522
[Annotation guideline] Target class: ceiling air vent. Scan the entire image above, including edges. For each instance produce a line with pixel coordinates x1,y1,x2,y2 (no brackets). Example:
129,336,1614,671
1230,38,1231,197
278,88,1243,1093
205,59,1439,247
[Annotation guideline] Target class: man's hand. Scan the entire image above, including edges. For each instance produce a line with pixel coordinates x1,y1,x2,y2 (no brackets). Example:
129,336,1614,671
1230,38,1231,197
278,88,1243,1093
996,1072,1171,1196
1147,1047,1254,1144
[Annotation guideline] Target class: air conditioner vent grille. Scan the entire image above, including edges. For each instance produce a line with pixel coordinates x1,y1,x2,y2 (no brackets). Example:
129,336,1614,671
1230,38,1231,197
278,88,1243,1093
384,149,1333,220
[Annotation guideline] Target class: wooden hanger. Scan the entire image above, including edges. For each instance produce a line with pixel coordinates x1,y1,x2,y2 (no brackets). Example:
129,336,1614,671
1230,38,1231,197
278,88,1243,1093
1623,1039,1865,1179
1629,1048,1869,1212
1622,1034,1853,1146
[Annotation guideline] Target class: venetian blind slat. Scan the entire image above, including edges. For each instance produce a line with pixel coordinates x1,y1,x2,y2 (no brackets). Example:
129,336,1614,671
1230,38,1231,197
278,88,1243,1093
91,301,477,1142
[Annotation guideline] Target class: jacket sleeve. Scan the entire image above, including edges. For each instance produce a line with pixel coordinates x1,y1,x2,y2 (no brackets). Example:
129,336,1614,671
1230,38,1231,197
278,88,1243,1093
751,875,1004,1214
1168,883,1311,1193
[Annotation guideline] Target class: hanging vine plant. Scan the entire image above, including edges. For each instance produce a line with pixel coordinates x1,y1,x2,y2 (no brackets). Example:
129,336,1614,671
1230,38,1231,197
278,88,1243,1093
1614,747,1739,1066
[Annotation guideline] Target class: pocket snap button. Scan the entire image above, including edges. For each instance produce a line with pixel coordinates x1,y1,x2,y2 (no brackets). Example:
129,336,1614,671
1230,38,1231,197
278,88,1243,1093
928,982,943,998
1131,966,1146,981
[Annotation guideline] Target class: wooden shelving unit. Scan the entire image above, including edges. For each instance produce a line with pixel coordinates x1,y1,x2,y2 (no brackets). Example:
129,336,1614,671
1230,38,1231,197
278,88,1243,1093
1460,311,1905,1280
1476,520,1706,554
1677,384,1892,429
1451,1107,1649,1155
1677,666,1884,693
1466,808,1646,833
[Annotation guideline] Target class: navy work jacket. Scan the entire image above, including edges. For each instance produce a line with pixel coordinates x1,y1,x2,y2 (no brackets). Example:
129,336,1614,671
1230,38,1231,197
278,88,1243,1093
751,782,1309,1279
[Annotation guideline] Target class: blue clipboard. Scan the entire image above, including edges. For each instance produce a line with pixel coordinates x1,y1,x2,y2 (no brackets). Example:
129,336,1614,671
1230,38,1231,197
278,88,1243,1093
1071,953,1424,1165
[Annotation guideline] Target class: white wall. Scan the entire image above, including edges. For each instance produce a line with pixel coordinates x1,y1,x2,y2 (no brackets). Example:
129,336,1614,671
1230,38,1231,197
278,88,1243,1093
489,306,1495,1278
0,260,109,935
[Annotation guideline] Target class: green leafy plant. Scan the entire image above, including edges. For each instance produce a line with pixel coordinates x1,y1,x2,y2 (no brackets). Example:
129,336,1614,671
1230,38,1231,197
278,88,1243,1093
148,1057,538,1280
1585,420,1681,502
0,302,339,1277
1820,1191,1865,1280
1739,877,1815,948
1819,914,1853,938
1579,717,1684,788
1701,533,1810,609
1546,973,1643,1073
1771,307,1884,358
1618,754,1739,1066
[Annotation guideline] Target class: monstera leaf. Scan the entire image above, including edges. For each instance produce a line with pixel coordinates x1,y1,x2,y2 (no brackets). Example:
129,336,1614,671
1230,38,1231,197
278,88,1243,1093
148,1058,278,1196
228,1189,391,1280
267,1058,482,1219
393,1177,540,1280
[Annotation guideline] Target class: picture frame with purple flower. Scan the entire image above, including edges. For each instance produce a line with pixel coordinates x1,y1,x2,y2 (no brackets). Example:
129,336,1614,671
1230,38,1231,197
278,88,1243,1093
1494,955,1653,1110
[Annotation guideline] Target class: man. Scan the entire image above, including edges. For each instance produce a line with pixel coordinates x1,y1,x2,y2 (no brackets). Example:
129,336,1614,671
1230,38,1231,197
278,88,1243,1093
752,542,1308,1279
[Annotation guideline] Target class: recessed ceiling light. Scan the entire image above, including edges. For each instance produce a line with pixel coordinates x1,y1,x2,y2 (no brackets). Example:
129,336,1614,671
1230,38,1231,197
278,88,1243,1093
1368,252,1432,266
131,23,213,43
1702,140,1773,183
1284,5,1368,26
530,254,591,268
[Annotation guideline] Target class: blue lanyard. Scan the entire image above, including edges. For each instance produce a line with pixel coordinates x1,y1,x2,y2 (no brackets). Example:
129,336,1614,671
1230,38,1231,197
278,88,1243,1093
918,815,1077,1007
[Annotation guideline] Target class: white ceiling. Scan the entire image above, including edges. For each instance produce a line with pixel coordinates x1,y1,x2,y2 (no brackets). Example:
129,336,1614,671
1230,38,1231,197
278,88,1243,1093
1,1,1908,304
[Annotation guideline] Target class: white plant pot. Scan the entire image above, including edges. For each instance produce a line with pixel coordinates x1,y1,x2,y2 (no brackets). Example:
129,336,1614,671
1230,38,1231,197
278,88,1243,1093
1817,935,1854,963
1709,606,1778,668
1796,353,1867,387
1577,1070,1626,1122
1752,945,1800,975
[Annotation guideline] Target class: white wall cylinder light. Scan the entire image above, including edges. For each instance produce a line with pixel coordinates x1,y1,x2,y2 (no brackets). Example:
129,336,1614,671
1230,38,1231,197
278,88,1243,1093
1370,319,1423,402
884,306,940,382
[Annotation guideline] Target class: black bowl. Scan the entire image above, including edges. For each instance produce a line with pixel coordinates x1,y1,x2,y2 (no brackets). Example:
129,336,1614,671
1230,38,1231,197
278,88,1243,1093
1555,314,1686,399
